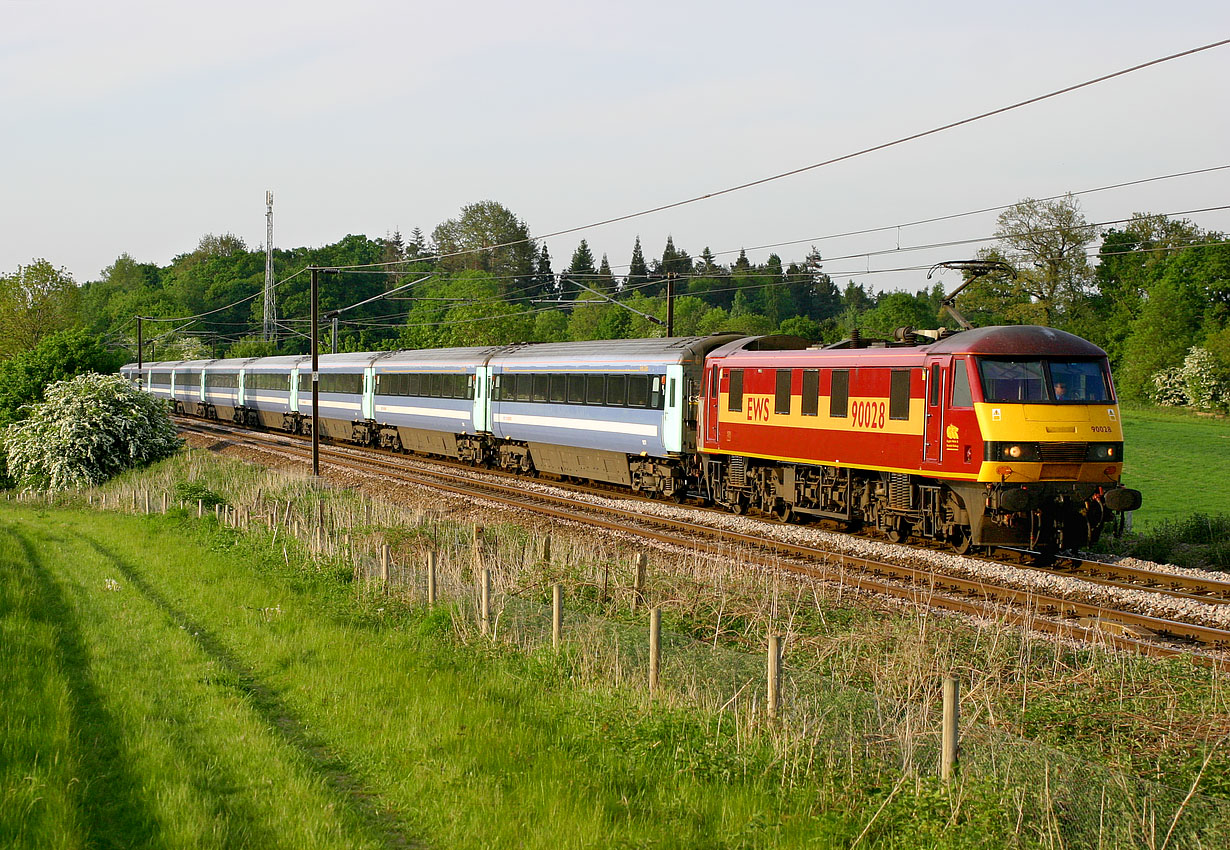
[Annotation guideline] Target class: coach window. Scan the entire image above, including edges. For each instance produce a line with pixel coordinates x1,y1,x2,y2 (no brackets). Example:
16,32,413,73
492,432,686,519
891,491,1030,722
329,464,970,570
830,370,849,418
889,370,911,420
774,370,792,415
549,374,566,403
651,375,665,409
606,374,627,407
929,364,941,406
951,359,972,408
586,374,606,405
567,374,586,404
532,374,549,403
801,369,819,416
509,374,527,402
727,369,744,413
627,374,649,408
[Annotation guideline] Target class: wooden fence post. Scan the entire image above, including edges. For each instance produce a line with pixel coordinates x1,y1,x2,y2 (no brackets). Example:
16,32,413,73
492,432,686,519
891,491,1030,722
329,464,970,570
426,551,438,606
381,544,391,591
632,551,647,612
649,607,662,695
552,583,563,651
541,534,551,564
480,567,492,636
767,634,783,721
941,675,960,783
161,491,168,514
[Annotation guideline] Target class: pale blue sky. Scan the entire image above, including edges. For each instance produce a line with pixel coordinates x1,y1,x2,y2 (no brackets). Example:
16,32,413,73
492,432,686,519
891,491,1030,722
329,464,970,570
3,0,1229,296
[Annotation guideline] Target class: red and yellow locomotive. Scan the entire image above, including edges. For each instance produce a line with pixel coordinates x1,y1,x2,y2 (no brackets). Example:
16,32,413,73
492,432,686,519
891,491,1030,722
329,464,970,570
697,326,1141,552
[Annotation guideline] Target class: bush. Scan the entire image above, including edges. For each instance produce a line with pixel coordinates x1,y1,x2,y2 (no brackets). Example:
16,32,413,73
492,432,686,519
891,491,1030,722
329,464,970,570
1181,346,1230,412
1148,366,1188,406
1147,346,1230,412
2,373,183,491
174,480,225,508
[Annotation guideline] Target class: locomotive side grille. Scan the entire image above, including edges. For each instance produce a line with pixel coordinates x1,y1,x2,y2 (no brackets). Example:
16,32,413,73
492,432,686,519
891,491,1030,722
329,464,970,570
888,473,913,510
1037,442,1087,463
728,455,747,488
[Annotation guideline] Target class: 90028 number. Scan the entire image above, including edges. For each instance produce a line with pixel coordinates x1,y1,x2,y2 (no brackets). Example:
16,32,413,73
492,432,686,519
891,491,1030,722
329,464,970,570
852,400,885,429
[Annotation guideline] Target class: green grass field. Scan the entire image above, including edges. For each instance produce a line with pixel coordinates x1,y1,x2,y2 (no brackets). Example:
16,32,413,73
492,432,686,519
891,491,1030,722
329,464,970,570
3,504,1035,850
1119,405,1230,530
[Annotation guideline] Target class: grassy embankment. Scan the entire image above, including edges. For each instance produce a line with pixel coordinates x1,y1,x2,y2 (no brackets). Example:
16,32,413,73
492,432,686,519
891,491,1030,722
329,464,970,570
3,502,1023,850
4,422,1230,848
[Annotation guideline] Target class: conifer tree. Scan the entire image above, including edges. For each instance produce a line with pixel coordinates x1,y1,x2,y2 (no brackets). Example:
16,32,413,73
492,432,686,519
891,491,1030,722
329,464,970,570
626,236,650,292
596,253,616,293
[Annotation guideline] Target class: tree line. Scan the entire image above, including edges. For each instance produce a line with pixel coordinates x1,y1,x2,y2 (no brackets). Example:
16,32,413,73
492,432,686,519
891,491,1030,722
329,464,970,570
3,196,1228,411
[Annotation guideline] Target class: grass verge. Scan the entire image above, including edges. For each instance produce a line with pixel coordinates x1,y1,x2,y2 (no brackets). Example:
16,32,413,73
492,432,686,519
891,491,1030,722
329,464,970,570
2,504,1023,849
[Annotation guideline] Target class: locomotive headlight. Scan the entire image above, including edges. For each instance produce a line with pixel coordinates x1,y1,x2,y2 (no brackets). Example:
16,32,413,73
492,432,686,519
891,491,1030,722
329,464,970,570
1086,442,1122,462
985,442,1040,462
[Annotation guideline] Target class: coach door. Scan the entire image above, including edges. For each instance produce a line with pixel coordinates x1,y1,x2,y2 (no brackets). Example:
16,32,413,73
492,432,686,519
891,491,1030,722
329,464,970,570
923,357,946,466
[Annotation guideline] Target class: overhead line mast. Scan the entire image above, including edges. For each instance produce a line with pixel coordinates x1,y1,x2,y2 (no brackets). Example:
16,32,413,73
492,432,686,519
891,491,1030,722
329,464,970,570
264,191,277,342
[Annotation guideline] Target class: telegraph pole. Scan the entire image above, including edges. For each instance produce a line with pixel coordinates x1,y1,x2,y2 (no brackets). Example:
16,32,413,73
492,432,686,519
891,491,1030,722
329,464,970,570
264,191,277,341
136,316,144,387
310,267,320,477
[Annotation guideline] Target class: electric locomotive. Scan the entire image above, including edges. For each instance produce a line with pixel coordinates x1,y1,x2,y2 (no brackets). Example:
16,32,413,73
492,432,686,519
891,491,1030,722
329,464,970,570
697,325,1142,552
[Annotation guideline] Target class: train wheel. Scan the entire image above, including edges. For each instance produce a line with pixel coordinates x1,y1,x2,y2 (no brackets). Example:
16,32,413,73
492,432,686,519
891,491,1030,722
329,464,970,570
728,495,748,515
886,518,909,544
950,526,974,555
772,501,794,523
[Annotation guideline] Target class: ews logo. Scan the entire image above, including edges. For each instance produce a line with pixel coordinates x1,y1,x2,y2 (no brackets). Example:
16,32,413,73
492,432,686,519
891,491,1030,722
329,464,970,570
746,397,770,422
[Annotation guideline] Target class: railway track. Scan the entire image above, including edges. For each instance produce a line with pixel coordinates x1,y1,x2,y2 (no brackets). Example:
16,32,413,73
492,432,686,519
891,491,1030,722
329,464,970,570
177,417,1230,664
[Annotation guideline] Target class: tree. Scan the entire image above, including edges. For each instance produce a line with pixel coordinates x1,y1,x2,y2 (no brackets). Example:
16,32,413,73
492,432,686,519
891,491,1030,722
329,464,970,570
564,240,598,299
988,195,1100,326
3,373,182,491
431,201,536,289
0,329,125,429
596,254,616,294
0,259,81,358
626,236,650,292
534,243,555,298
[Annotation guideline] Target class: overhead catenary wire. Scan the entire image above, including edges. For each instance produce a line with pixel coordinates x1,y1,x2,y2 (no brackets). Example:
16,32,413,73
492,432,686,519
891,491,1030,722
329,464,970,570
311,39,1230,275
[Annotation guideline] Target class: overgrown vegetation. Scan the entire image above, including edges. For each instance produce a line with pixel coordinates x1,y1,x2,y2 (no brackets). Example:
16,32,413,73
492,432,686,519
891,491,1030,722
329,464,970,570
6,450,1230,848
2,373,181,491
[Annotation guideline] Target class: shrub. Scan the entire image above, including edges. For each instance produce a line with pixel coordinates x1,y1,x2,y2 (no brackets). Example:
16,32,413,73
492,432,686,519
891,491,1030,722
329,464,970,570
1148,365,1188,406
174,480,226,508
1181,346,1230,413
2,373,183,491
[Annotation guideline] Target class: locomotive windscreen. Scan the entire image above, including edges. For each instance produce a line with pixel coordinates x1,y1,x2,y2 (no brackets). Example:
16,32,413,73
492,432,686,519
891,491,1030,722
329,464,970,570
977,358,1110,403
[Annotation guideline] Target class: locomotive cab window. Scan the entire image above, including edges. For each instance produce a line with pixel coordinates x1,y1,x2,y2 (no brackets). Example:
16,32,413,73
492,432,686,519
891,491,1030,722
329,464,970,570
829,370,849,418
889,370,911,419
978,358,1109,403
727,369,744,413
951,359,972,408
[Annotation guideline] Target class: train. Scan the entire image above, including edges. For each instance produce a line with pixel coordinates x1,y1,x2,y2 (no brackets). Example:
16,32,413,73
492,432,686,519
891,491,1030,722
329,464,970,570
124,324,1142,554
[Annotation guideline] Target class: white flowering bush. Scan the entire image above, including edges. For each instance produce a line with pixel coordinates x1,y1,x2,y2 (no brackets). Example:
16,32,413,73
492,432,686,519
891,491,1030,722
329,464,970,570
1148,365,1188,407
1147,347,1230,412
1181,346,1230,412
2,373,183,491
